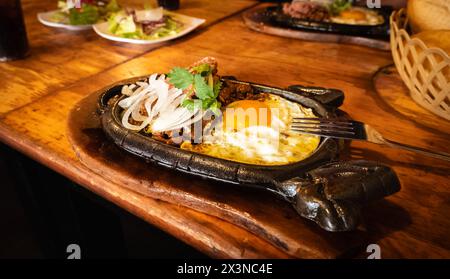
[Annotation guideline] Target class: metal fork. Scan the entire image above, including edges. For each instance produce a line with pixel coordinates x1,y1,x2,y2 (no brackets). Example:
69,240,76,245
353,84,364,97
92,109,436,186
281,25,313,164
291,118,450,162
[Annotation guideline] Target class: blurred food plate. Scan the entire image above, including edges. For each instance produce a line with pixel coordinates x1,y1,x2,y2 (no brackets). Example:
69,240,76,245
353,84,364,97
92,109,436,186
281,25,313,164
37,10,93,31
93,11,205,45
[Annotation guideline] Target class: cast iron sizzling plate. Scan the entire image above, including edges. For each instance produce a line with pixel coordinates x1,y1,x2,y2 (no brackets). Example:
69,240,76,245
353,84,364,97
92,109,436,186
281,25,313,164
98,76,401,232
266,5,392,40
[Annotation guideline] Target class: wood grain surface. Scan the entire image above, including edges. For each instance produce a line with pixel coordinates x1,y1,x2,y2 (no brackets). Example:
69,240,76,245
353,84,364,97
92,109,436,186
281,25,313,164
0,2,449,258
0,0,257,115
373,65,450,134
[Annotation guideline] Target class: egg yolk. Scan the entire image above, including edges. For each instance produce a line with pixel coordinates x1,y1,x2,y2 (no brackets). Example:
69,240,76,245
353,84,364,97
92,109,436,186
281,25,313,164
340,10,366,21
222,100,272,131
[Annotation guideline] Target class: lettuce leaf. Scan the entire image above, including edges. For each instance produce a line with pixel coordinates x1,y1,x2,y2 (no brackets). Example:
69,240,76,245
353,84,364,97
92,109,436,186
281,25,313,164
114,15,136,35
68,4,99,25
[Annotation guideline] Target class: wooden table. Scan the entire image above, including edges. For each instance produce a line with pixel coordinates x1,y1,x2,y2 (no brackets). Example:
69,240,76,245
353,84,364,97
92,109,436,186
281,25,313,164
0,0,257,114
1,0,449,258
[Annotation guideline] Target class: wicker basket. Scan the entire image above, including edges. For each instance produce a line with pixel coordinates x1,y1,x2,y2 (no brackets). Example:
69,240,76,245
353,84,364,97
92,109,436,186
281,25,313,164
390,9,450,121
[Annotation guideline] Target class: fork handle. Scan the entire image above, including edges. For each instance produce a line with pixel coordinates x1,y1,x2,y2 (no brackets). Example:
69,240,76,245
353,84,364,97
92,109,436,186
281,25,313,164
383,139,450,162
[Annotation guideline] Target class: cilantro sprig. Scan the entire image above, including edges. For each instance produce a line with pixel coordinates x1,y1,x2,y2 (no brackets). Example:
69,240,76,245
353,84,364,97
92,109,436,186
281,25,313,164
166,67,193,90
167,64,222,114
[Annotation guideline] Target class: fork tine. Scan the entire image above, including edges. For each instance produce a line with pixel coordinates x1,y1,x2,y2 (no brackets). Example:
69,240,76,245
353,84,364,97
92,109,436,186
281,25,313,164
290,126,356,135
290,128,358,139
291,118,367,140
291,123,355,131
293,118,354,126
293,117,350,121
292,121,353,128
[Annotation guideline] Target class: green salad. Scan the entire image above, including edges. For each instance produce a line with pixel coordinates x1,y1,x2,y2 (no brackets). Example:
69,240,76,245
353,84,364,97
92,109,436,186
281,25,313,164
107,7,184,40
52,0,121,25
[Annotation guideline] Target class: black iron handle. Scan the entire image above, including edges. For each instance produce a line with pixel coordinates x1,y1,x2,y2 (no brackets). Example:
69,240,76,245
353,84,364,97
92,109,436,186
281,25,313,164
287,85,345,109
276,160,401,232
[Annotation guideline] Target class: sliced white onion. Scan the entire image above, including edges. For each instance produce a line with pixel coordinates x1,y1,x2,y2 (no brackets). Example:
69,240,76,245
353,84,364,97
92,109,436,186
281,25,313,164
118,86,154,109
119,73,207,133
149,73,158,82
154,107,192,128
158,88,183,113
131,95,151,122
165,94,184,112
149,79,170,116
136,81,148,88
121,98,145,131
144,94,158,123
164,109,205,132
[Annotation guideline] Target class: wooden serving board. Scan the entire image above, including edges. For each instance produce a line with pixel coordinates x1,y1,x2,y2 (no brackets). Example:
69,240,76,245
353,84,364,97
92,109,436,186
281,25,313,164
243,5,390,51
372,65,450,135
67,89,372,259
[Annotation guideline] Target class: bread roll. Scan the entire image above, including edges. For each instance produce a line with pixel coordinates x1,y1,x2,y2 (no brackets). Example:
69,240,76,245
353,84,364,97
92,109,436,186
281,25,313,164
407,0,450,33
413,30,450,77
413,30,450,55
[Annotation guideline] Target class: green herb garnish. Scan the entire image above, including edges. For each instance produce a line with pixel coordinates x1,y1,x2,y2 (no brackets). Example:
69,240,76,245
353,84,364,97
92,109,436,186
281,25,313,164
167,67,194,90
191,64,211,76
181,98,200,111
209,101,221,115
193,74,214,100
167,64,222,113
213,79,222,98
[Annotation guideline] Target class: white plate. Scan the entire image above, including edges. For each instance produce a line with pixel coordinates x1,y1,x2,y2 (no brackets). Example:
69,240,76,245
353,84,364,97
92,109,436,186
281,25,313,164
93,12,205,45
37,10,93,31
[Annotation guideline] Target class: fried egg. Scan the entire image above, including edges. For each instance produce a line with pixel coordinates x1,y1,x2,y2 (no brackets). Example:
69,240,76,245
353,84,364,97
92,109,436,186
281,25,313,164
181,94,320,166
331,7,384,26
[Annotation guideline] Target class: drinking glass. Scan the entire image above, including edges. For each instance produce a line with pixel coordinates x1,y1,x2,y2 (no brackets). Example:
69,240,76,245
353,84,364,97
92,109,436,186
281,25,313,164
0,0,29,62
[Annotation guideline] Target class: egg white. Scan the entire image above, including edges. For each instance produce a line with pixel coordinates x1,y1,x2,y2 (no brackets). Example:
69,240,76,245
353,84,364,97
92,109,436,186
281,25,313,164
181,94,320,166
331,7,384,26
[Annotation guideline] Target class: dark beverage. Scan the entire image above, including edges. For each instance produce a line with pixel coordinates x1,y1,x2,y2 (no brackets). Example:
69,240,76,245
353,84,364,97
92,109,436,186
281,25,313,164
0,0,29,62
157,0,180,10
